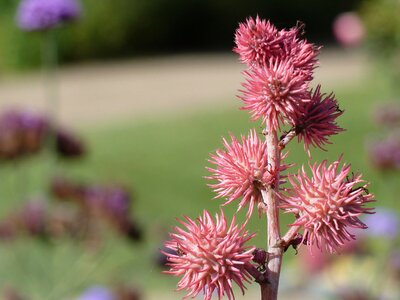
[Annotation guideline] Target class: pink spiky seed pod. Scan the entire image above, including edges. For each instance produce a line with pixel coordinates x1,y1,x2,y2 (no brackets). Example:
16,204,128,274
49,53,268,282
163,210,255,300
234,16,283,67
207,130,289,219
234,17,319,80
239,59,309,131
281,158,374,253
279,24,320,81
293,85,344,153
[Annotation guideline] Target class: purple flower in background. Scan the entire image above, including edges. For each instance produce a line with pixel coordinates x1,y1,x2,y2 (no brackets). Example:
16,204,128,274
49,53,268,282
368,135,400,170
0,109,85,160
363,208,399,240
16,0,81,31
374,103,400,127
77,286,115,300
104,189,130,218
21,199,48,236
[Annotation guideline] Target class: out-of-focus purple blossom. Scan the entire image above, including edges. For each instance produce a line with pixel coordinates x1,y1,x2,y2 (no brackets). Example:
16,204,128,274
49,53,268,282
51,177,142,242
362,208,399,240
368,135,400,170
77,286,115,300
0,110,48,158
333,12,365,47
84,185,132,221
16,0,81,32
0,109,85,160
0,199,49,240
103,189,130,219
84,185,142,241
374,103,400,127
19,199,48,236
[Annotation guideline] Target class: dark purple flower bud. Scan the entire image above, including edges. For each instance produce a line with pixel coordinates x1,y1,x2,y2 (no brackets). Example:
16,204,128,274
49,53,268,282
284,233,304,253
119,220,142,242
56,129,85,158
252,248,267,265
16,0,82,32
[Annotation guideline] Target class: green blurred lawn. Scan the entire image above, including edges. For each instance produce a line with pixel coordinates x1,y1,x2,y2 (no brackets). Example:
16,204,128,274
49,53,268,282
0,74,398,299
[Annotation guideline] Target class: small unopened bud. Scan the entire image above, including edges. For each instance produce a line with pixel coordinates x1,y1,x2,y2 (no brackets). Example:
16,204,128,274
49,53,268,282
292,233,304,247
252,248,267,265
284,233,304,253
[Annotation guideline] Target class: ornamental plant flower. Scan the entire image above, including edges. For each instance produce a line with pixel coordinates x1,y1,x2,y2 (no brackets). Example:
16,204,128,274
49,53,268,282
164,210,255,300
164,16,375,300
16,0,81,31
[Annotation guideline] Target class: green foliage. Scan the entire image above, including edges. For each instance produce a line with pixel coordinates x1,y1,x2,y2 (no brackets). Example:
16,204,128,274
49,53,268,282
359,0,400,88
360,0,400,57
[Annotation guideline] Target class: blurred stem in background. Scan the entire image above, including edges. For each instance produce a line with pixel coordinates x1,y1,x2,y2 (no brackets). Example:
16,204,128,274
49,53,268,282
42,29,59,200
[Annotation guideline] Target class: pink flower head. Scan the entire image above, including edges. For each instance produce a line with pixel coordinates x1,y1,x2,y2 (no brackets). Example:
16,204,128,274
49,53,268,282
234,16,283,67
207,130,288,218
293,85,344,152
163,210,255,300
281,158,374,253
239,59,309,131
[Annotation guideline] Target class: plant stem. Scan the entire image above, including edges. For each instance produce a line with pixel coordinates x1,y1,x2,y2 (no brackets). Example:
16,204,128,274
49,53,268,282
280,225,301,246
261,129,283,300
279,128,296,149
42,29,58,198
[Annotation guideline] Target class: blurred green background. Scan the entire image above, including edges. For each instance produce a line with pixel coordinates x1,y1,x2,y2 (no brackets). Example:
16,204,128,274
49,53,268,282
0,0,399,299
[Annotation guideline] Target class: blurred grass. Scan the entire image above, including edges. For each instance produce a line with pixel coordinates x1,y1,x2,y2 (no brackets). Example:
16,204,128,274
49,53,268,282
0,75,398,299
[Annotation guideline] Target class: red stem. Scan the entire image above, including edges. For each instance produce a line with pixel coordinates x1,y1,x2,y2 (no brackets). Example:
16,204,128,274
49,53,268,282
260,129,283,300
279,128,296,149
281,225,301,246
